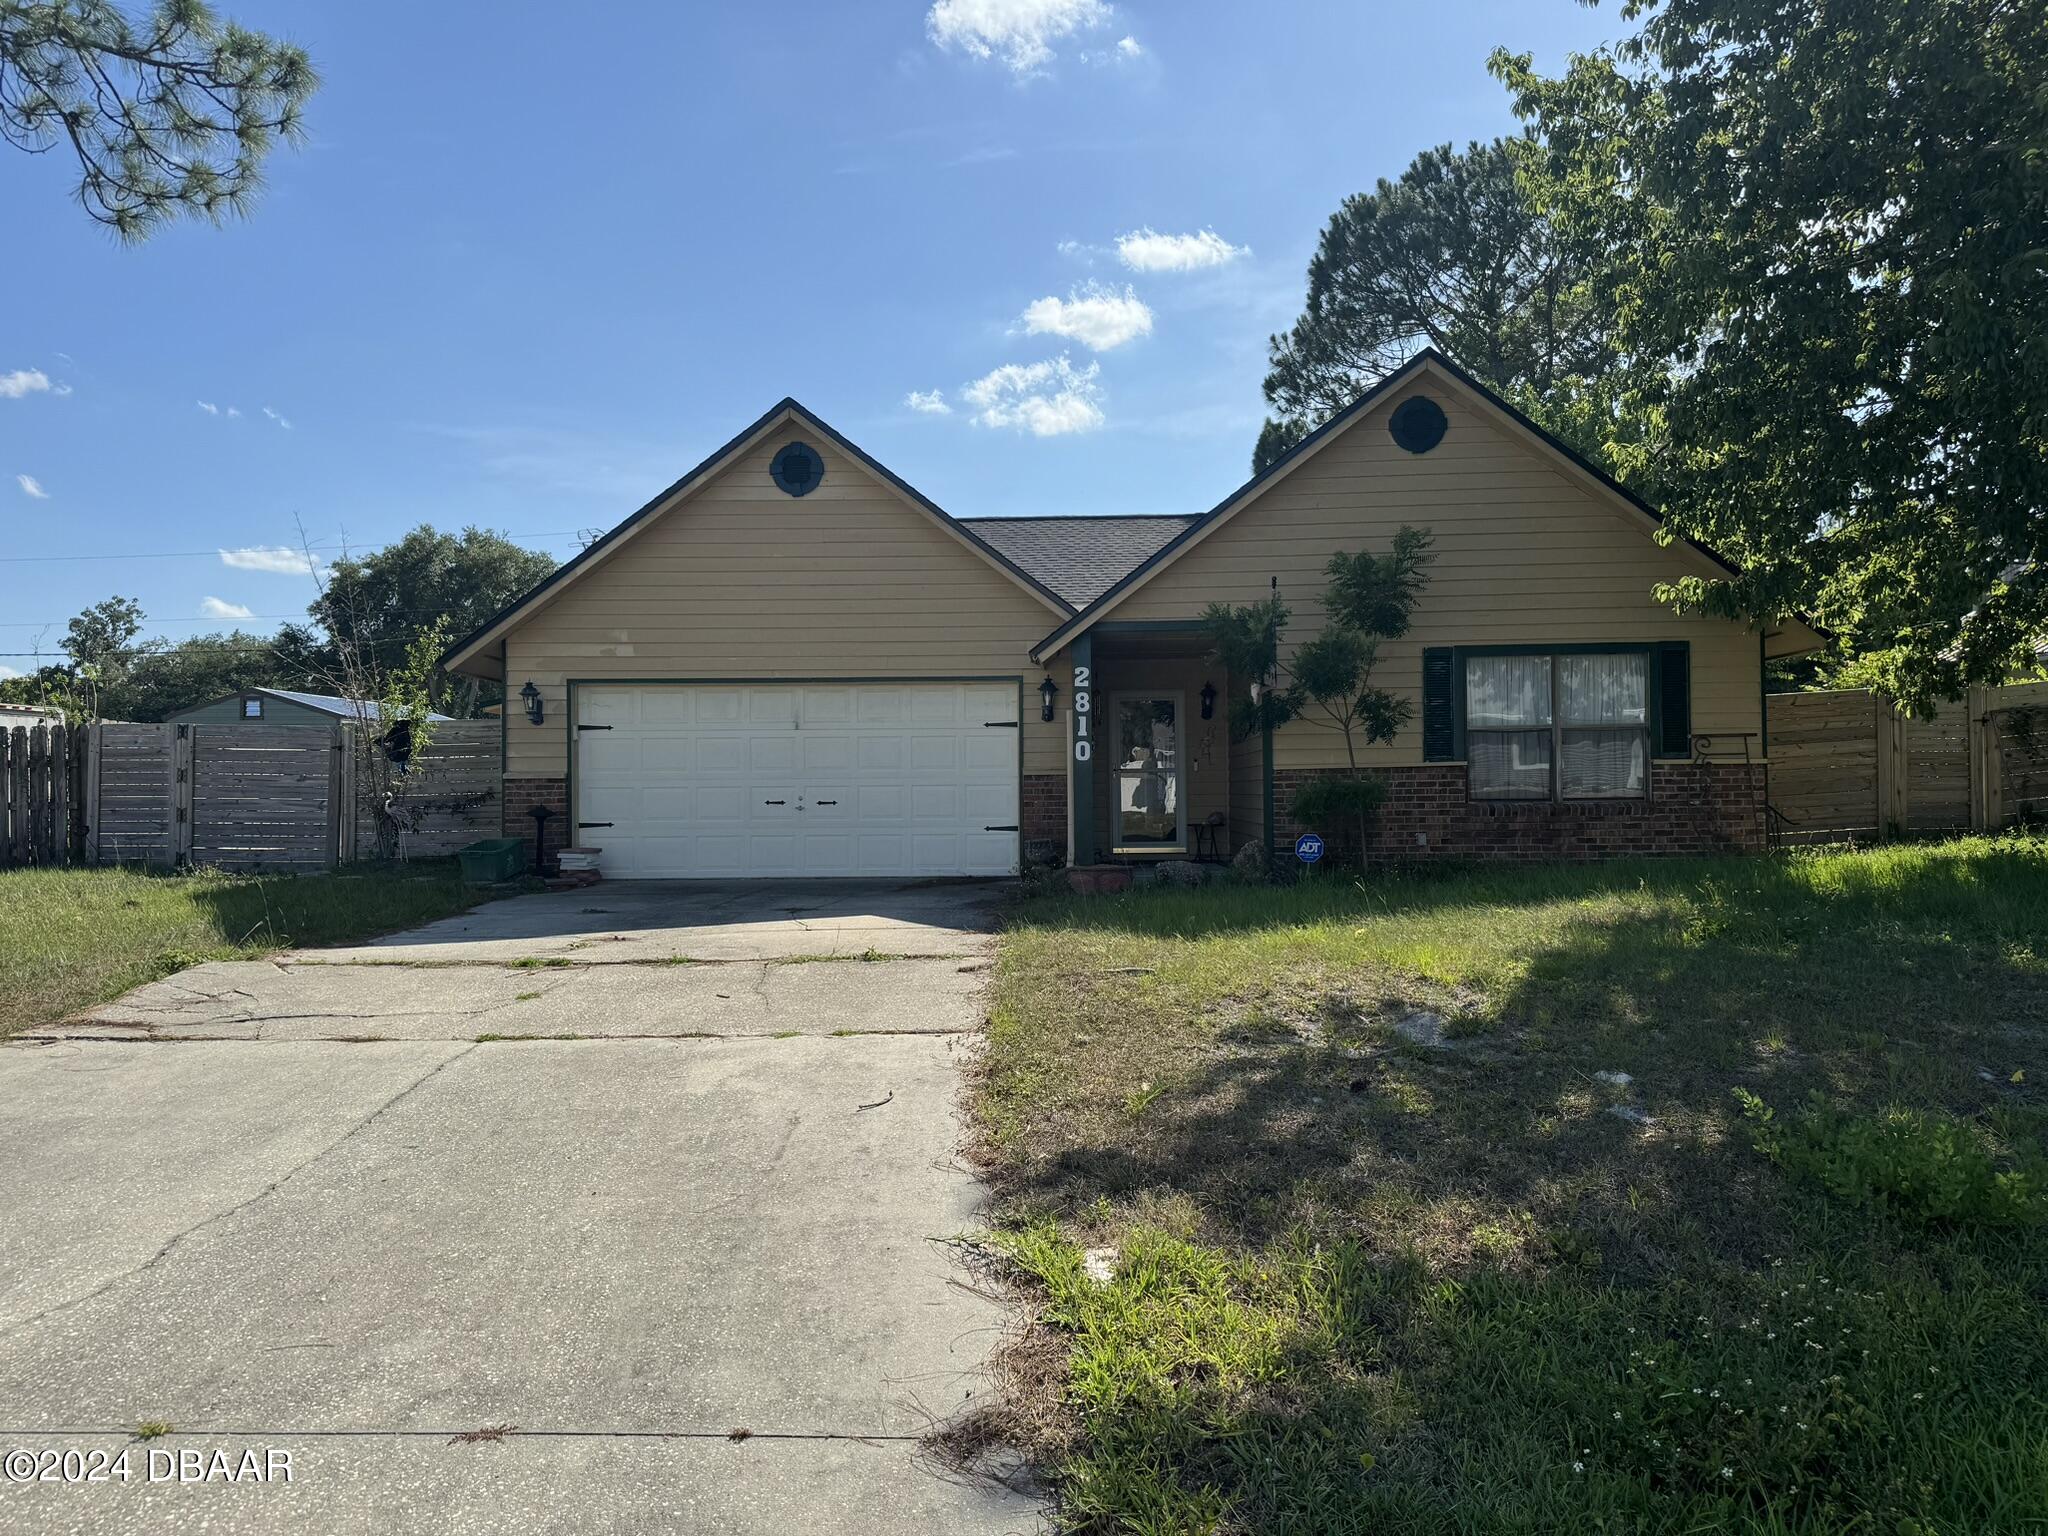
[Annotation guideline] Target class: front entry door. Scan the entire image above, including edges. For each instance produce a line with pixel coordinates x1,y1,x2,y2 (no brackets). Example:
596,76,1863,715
1112,694,1184,853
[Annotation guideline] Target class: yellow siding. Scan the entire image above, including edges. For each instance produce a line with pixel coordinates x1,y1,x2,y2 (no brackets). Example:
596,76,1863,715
503,429,1067,779
1112,382,1762,769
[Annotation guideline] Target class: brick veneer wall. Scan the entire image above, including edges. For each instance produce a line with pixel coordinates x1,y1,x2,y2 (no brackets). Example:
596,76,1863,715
503,776,568,874
1022,772,1065,865
1272,761,1766,862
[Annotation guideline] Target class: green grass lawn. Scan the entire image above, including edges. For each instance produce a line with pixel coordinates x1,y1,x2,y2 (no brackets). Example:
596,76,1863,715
972,838,2048,1534
0,861,498,1039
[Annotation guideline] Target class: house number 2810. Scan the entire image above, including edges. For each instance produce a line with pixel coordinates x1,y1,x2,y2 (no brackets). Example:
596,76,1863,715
1072,665,1092,762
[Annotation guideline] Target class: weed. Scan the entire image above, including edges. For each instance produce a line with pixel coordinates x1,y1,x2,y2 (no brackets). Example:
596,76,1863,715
133,1421,172,1441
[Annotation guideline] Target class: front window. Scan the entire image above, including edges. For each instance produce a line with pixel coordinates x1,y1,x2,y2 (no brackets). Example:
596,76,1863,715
1113,695,1183,851
1466,652,1647,801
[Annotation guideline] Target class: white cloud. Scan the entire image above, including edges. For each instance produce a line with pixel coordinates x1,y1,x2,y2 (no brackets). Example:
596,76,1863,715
225,406,241,418
905,389,952,415
0,369,51,399
962,355,1105,436
262,405,293,429
1117,34,1142,57
1019,282,1154,351
927,0,1114,74
52,382,72,397
0,663,22,681
197,400,220,415
219,545,316,575
1116,227,1251,273
16,473,47,499
199,596,255,619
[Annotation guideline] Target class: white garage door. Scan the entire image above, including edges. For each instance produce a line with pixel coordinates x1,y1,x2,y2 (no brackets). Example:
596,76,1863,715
574,682,1021,879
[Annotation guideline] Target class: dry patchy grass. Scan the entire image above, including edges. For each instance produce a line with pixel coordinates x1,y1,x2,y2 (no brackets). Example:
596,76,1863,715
973,839,2048,1534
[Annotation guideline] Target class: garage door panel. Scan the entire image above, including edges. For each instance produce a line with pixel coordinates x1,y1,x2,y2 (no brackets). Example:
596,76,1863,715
857,737,905,770
857,784,906,818
641,737,696,774
749,692,797,725
909,784,959,821
963,685,1015,721
575,682,1018,879
801,687,856,725
579,735,640,775
639,691,695,725
962,785,1016,822
693,785,745,821
581,689,637,727
696,737,746,773
802,735,853,772
858,689,909,725
963,733,1015,771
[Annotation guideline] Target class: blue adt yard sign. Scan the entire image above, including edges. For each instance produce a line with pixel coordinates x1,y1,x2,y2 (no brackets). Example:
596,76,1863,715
1294,832,1325,864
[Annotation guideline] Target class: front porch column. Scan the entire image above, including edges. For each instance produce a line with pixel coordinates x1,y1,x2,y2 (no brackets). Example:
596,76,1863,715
1069,634,1096,866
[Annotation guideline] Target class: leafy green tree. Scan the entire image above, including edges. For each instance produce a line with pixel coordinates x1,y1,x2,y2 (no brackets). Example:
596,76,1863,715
1256,138,1621,473
1,0,316,239
111,628,308,720
1493,0,2048,708
308,526,558,717
1204,527,1434,867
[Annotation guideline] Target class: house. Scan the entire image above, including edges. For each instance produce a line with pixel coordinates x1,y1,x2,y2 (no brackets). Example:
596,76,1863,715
0,701,66,730
444,350,1822,878
165,689,454,728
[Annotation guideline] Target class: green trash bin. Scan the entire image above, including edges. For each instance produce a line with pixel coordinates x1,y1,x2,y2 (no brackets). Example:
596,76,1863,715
457,837,527,883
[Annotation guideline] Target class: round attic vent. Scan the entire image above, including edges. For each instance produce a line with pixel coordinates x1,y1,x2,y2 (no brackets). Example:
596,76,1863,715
770,441,825,497
1388,395,1447,454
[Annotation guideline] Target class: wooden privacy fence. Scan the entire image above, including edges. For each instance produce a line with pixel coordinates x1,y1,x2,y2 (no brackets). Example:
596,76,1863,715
342,721,501,860
1765,683,2048,845
3,719,501,873
1,724,89,868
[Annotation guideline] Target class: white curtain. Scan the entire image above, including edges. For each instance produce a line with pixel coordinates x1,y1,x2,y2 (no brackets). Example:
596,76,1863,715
1559,653,1647,725
1466,655,1551,727
1558,653,1647,797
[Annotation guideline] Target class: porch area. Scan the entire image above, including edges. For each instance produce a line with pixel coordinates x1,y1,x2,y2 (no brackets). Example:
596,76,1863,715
1060,627,1260,870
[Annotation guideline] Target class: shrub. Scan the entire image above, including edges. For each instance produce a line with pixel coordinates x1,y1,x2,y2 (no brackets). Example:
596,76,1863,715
1289,773,1389,853
1736,1090,2047,1229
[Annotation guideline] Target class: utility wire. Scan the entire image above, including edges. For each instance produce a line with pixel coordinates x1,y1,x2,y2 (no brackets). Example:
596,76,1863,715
0,531,588,564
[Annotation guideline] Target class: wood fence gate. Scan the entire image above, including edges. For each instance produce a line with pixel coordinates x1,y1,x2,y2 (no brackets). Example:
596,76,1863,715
187,726,341,872
1766,683,2048,845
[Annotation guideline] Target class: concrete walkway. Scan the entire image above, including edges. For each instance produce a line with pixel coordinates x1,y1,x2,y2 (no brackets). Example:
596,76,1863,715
0,881,1038,1534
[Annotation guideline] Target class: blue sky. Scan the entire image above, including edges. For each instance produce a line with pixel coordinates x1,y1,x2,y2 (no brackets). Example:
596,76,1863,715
0,0,1618,670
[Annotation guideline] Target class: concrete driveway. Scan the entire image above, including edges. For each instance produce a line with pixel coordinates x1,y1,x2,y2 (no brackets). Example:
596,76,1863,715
0,880,1038,1534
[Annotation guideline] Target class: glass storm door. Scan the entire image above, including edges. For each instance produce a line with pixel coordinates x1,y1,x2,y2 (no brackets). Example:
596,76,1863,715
1113,696,1183,852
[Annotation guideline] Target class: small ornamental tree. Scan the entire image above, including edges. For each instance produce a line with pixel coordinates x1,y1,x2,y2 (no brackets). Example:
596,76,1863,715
1204,527,1434,869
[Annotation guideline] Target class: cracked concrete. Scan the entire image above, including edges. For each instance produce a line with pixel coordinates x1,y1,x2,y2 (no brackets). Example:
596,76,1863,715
0,879,1037,1533
36,955,989,1042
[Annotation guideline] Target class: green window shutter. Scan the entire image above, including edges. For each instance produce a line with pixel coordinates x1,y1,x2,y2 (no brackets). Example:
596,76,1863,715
1422,647,1456,761
1653,641,1691,757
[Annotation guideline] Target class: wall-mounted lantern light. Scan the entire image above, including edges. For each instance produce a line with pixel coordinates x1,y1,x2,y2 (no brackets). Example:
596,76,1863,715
520,679,544,726
1200,680,1217,720
1039,675,1059,722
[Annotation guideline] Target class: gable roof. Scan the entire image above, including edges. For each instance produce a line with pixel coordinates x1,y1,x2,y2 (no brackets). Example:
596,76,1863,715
442,398,1075,677
1030,348,1827,661
958,515,1202,608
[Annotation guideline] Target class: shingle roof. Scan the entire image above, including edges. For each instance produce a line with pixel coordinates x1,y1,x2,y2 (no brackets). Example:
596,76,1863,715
957,516,1203,609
